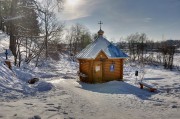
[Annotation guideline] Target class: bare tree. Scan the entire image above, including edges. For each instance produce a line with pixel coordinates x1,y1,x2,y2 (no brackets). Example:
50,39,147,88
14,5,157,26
0,0,64,67
159,41,176,69
127,33,148,62
9,0,18,65
36,0,64,60
127,33,139,61
66,23,92,60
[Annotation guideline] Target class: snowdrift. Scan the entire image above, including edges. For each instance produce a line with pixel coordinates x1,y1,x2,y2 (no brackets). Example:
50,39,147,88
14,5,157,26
0,31,54,100
0,62,54,100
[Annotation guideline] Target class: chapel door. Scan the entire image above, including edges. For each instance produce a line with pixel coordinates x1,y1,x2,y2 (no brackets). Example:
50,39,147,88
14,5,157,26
93,61,102,82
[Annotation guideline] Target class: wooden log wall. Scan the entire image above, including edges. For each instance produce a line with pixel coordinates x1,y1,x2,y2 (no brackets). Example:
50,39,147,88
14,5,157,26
79,59,124,83
78,51,124,83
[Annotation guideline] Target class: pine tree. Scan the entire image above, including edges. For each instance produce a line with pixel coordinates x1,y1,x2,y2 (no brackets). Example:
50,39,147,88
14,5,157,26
17,0,40,36
7,0,40,65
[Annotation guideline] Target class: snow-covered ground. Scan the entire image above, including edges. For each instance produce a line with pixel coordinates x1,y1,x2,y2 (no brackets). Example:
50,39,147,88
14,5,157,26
174,53,180,66
0,31,180,119
0,58,179,119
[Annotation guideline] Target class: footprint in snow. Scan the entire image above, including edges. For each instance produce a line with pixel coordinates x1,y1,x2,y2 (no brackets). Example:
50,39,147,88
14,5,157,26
24,103,33,105
63,111,68,115
0,115,4,118
46,103,54,105
47,109,57,111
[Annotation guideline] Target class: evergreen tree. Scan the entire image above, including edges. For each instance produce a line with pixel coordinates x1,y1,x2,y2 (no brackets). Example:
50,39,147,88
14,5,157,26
17,0,40,36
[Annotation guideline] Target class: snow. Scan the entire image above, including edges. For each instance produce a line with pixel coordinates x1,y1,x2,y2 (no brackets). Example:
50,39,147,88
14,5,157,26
1,57,179,118
36,81,54,92
174,53,180,66
0,61,54,100
0,31,180,119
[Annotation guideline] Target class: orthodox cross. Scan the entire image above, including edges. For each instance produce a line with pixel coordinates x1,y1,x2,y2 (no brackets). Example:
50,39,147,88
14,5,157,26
5,49,8,60
98,21,103,30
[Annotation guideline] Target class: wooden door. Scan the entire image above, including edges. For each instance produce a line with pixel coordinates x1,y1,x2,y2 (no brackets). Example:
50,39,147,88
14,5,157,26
93,61,102,82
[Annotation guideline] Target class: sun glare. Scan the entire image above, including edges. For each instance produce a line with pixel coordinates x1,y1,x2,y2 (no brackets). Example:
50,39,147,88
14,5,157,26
66,0,79,7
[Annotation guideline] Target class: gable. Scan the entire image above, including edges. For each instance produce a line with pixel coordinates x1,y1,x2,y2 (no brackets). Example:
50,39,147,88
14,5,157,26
95,50,108,60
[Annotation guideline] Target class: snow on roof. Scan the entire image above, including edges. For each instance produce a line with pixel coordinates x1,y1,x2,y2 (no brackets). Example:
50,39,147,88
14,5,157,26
76,36,128,59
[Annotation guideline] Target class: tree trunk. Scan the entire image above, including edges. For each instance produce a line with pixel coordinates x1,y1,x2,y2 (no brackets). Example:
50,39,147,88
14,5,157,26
9,0,18,65
45,12,48,60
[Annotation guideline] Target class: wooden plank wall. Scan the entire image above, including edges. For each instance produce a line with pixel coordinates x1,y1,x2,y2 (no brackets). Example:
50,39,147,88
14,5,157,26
78,51,124,83
103,59,123,82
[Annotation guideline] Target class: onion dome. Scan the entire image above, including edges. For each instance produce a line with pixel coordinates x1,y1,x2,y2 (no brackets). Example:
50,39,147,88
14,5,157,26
98,29,104,36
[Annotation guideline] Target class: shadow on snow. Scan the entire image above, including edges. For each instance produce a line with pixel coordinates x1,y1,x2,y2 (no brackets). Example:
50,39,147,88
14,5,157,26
77,81,157,100
144,78,164,80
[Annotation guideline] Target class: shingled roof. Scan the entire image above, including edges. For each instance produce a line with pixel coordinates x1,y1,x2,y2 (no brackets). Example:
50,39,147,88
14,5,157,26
76,36,128,59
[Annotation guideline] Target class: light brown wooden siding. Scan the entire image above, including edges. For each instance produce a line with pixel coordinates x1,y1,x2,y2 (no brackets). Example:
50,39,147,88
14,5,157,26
78,52,124,83
102,59,122,82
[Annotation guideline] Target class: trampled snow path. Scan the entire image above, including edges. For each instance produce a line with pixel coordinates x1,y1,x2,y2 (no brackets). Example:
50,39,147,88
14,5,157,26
48,78,180,119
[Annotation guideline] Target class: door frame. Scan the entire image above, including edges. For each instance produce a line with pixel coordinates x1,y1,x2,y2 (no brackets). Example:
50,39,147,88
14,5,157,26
93,61,103,82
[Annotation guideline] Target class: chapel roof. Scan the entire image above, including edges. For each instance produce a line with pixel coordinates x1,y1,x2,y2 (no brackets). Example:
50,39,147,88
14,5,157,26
76,35,128,59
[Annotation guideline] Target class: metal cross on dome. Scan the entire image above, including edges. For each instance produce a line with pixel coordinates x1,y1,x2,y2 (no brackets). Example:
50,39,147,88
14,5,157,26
98,21,103,30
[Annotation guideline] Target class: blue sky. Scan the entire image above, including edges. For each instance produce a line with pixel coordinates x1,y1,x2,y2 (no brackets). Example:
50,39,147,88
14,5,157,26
58,0,180,42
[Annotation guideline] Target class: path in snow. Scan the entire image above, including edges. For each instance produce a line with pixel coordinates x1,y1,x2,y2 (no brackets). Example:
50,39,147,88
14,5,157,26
1,78,179,119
